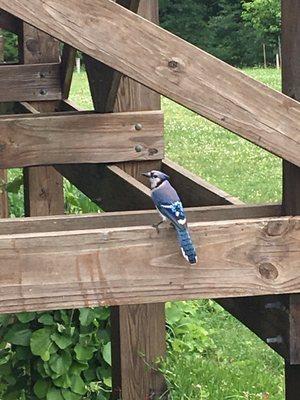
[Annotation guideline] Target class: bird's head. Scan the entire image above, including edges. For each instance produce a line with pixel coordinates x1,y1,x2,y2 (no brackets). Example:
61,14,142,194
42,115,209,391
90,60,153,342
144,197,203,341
142,170,170,189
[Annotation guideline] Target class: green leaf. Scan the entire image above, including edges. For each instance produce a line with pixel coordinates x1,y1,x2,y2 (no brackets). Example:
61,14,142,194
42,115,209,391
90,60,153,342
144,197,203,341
16,312,36,323
51,333,73,350
30,328,53,361
38,314,55,325
102,342,112,366
34,380,50,399
47,386,64,400
54,373,72,389
79,308,95,326
6,176,23,194
4,324,32,346
70,374,86,395
74,344,95,362
49,351,72,376
61,389,81,400
95,307,110,321
69,361,89,375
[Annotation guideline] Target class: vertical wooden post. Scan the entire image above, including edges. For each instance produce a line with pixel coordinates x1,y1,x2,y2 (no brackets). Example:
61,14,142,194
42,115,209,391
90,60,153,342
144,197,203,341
0,31,9,218
111,2,166,399
281,1,300,398
21,24,64,216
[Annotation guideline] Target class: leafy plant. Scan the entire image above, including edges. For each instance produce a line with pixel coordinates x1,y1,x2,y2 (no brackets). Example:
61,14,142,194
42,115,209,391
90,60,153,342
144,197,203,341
0,309,111,399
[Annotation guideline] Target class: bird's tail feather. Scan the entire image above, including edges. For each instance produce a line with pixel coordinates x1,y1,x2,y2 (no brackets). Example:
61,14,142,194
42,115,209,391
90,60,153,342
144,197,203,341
175,227,197,264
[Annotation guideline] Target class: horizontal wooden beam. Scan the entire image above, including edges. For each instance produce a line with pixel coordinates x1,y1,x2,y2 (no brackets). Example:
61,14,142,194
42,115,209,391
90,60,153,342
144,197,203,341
3,0,300,165
0,9,20,34
0,110,164,168
0,63,61,102
0,203,281,235
0,215,299,313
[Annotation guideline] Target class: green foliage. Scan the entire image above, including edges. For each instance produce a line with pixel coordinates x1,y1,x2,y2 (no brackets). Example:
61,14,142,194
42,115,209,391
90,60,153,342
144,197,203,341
0,309,112,399
2,31,18,62
242,0,281,40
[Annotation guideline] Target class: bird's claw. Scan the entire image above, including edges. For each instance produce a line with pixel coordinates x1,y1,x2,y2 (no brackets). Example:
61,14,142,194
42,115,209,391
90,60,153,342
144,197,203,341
152,221,164,234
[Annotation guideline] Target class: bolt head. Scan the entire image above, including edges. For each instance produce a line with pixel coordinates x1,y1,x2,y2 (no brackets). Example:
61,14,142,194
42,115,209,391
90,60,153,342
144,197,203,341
135,123,143,131
135,144,143,153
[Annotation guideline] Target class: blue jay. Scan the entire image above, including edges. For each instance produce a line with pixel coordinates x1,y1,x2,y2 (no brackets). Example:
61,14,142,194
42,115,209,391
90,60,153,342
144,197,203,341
142,170,197,264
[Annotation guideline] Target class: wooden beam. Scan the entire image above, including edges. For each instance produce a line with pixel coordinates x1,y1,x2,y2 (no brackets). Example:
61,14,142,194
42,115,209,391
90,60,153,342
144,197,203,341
0,203,282,235
1,215,300,313
162,158,243,206
21,23,64,217
282,1,300,395
60,44,76,99
0,9,20,34
0,63,61,102
4,0,300,166
0,111,164,168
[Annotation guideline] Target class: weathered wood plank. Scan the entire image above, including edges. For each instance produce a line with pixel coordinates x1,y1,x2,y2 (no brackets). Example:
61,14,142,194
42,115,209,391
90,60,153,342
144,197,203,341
0,63,61,102
0,216,300,313
3,0,300,165
21,23,64,217
61,44,76,99
282,1,300,392
0,203,282,235
0,111,164,168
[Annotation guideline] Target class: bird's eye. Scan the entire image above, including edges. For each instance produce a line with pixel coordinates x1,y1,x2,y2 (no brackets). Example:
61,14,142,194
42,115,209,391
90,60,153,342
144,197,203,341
153,175,158,178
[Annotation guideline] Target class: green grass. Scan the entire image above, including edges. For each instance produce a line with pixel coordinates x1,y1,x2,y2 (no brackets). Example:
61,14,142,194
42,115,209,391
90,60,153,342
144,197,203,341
69,68,284,400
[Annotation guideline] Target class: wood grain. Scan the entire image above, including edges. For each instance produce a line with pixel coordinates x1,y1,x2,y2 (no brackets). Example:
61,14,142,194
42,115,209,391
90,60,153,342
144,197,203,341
0,111,164,168
0,216,300,313
282,1,300,391
0,63,61,102
3,0,300,165
21,23,64,217
0,203,281,235
61,44,76,99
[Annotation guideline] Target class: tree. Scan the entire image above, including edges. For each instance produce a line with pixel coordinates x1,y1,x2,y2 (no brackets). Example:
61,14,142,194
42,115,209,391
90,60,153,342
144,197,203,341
242,0,281,44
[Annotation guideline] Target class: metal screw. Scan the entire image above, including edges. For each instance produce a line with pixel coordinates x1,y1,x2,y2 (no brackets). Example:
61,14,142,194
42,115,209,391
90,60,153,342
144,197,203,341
135,123,143,131
40,89,48,95
266,335,283,344
135,144,143,153
168,59,178,69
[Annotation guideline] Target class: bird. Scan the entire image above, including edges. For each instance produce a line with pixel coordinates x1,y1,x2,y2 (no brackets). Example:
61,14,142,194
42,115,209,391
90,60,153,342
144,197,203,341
142,170,197,264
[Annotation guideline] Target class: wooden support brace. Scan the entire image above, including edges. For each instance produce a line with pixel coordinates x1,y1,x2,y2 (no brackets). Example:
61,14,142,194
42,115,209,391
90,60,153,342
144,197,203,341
20,23,64,217
0,63,61,102
0,111,164,168
1,214,300,313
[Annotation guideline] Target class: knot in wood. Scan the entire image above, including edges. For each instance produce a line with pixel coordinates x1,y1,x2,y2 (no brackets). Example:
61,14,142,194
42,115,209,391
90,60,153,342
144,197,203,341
258,262,278,281
168,59,178,69
265,219,290,237
26,38,39,53
148,148,158,156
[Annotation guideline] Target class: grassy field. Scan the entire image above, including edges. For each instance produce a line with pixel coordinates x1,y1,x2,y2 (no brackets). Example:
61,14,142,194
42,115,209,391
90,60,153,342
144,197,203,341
69,68,284,400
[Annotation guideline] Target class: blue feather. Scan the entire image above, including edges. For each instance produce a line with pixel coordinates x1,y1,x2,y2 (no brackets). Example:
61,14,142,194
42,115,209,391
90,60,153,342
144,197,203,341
149,179,198,265
175,227,197,264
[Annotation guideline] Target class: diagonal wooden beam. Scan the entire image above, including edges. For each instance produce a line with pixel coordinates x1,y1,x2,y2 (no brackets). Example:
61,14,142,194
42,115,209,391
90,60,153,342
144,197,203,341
3,0,300,166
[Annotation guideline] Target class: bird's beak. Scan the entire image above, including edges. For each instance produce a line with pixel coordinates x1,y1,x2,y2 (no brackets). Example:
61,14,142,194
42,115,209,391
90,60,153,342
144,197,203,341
142,172,151,178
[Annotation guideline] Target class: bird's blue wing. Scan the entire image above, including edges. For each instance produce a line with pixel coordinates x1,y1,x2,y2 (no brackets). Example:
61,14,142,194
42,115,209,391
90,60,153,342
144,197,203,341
157,200,187,230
